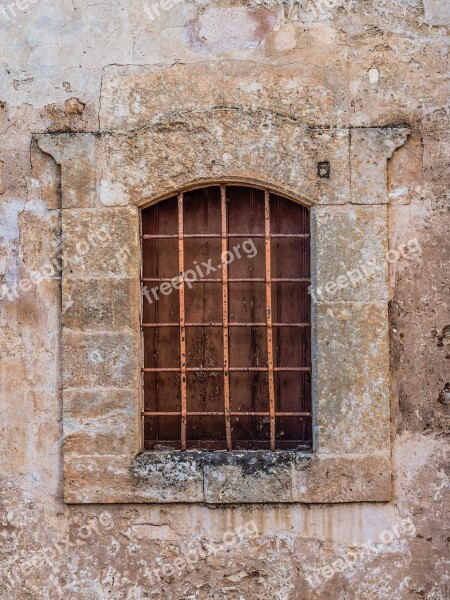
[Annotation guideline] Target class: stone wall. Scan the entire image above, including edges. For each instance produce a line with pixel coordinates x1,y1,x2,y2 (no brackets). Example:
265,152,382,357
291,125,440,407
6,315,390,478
0,0,448,598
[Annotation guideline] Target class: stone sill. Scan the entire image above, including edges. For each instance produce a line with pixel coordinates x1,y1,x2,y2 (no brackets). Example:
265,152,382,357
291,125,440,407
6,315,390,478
126,450,391,504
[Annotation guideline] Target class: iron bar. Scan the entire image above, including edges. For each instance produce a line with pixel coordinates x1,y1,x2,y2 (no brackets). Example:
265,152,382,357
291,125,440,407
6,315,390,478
221,185,232,450
141,277,310,283
142,322,310,328
178,192,187,450
265,190,276,451
142,411,312,417
142,367,311,372
145,442,312,450
142,233,310,239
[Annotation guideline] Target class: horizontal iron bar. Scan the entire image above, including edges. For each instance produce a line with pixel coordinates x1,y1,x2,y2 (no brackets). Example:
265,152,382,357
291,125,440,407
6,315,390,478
144,442,313,449
142,234,310,239
142,322,311,328
142,411,312,416
142,367,311,372
141,278,311,283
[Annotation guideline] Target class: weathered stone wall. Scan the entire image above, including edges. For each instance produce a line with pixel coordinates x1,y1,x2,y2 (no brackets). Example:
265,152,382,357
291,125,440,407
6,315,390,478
0,0,448,598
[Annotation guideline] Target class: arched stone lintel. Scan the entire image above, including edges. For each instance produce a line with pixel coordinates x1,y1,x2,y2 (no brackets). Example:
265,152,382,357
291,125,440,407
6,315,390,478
134,177,313,209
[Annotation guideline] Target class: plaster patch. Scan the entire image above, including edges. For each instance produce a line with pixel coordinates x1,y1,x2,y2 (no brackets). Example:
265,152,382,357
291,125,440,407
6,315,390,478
368,68,379,84
274,23,297,51
393,431,444,489
182,7,280,55
308,23,337,45
422,0,450,25
0,199,23,243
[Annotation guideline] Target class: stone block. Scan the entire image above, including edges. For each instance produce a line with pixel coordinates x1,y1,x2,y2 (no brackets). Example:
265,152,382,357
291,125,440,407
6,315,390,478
64,455,138,503
64,388,136,420
131,452,205,503
101,115,318,206
100,121,368,208
19,210,59,274
62,277,139,331
313,302,390,454
36,134,99,209
311,205,388,303
292,454,391,502
63,450,392,503
100,62,346,131
203,451,294,503
64,413,138,456
63,331,138,389
61,207,139,278
64,389,140,455
350,128,410,204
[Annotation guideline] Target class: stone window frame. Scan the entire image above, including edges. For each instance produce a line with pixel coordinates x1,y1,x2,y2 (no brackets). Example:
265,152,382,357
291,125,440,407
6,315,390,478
34,63,410,504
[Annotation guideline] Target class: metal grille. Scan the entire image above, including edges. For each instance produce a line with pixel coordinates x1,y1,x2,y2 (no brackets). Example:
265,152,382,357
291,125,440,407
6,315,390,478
141,185,312,451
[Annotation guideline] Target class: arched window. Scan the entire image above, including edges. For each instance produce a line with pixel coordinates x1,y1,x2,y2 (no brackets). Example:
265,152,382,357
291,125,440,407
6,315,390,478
141,185,311,451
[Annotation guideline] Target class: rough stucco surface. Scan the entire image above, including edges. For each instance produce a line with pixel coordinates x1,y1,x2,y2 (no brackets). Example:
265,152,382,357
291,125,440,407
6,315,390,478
0,1,448,599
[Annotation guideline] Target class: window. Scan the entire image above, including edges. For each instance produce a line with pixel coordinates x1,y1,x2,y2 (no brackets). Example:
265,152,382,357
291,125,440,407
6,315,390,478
141,185,312,451
43,72,400,502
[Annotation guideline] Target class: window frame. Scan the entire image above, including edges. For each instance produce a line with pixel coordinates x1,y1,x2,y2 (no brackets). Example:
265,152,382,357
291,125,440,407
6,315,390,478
34,65,409,503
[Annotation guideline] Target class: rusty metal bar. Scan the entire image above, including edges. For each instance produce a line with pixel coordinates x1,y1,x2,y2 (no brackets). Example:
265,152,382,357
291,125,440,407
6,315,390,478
142,233,310,239
143,234,220,239
142,322,311,328
221,185,232,450
141,323,222,328
142,411,312,417
268,278,310,282
145,441,312,449
142,366,311,372
142,277,310,283
265,190,276,451
178,192,187,450
140,205,145,451
141,278,222,282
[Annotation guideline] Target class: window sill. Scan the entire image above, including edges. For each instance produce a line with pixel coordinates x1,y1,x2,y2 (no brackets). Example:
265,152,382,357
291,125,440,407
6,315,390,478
127,450,391,504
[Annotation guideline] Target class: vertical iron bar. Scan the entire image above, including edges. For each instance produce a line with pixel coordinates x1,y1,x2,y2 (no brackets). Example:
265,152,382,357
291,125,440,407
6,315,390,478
265,191,276,450
221,185,232,451
140,208,145,450
154,204,160,443
178,192,187,450
250,188,256,444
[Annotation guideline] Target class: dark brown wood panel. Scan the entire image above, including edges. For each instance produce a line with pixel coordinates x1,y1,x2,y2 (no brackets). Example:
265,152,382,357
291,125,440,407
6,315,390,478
141,186,312,451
